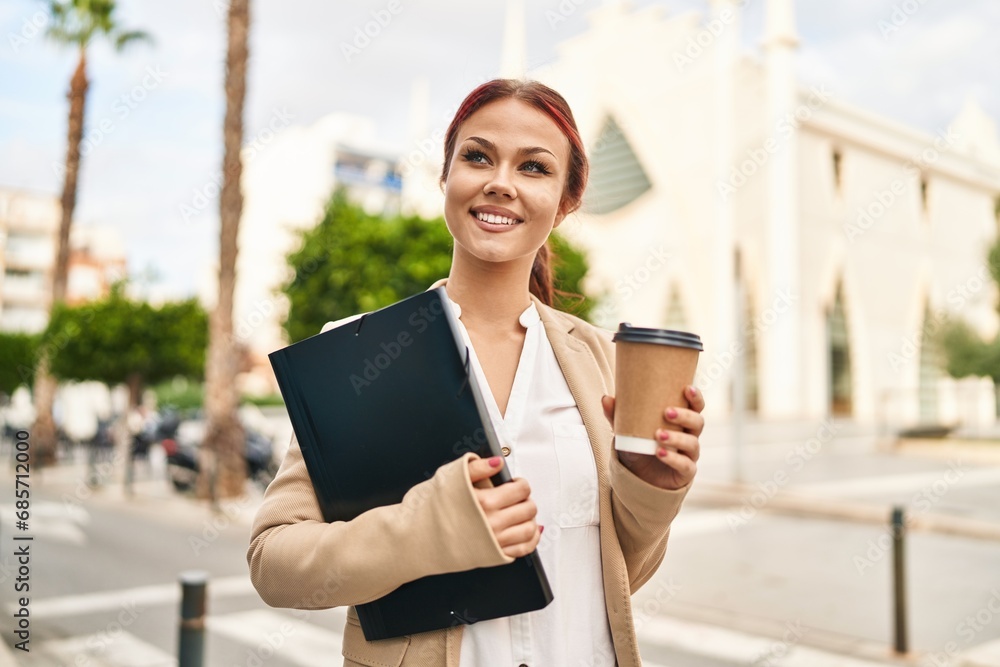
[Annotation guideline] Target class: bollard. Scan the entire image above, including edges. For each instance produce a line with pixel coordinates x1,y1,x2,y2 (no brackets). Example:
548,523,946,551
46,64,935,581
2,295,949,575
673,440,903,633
891,507,908,654
179,571,208,667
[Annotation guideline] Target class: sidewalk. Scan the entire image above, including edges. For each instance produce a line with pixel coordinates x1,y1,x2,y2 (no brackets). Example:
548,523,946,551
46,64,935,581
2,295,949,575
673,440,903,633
23,446,1000,667
0,641,16,667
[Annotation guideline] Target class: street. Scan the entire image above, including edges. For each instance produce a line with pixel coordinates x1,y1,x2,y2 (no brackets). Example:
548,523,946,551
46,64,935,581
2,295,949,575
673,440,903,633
1,421,999,666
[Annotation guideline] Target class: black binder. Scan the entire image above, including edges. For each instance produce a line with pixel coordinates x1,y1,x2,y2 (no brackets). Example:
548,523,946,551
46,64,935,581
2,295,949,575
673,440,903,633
268,287,553,640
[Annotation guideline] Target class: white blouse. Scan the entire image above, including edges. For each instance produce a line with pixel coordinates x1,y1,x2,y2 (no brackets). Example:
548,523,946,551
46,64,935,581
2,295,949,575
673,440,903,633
444,292,617,667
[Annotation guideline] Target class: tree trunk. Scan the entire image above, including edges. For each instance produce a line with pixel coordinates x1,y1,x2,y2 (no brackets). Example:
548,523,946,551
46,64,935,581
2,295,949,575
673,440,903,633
29,359,59,467
200,0,249,500
32,48,89,466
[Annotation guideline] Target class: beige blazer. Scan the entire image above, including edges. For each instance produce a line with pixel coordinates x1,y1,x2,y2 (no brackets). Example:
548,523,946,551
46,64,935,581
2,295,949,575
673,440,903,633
248,280,691,666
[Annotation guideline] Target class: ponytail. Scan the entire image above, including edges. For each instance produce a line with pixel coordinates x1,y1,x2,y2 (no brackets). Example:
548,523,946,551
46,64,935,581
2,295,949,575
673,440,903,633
529,242,555,306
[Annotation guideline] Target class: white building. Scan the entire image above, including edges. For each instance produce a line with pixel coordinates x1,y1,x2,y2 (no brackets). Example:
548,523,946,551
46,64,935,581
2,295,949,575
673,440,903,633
0,187,131,334
227,97,443,393
0,188,59,333
233,1,1000,431
536,1,1000,429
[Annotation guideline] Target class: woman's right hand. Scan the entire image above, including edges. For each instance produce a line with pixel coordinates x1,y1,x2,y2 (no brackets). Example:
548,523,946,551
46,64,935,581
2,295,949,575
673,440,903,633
468,456,542,559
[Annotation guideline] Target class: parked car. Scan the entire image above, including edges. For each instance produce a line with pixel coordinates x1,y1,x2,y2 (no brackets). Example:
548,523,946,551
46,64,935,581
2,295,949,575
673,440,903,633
160,411,278,492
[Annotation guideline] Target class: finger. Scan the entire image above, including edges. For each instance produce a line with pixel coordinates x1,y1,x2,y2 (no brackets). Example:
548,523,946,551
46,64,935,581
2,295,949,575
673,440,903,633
467,456,505,485
655,429,700,462
601,395,615,425
685,385,705,413
654,447,697,481
486,498,538,533
474,478,532,512
663,406,705,437
497,521,542,557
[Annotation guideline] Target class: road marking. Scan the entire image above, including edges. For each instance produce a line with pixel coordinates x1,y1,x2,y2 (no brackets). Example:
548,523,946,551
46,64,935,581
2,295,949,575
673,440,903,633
637,616,893,667
208,609,346,666
11,574,256,618
38,631,173,666
206,609,671,667
0,501,89,545
961,637,1000,667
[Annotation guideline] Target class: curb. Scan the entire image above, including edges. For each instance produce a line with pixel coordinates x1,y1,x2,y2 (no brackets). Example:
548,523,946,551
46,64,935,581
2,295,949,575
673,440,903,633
688,480,1000,541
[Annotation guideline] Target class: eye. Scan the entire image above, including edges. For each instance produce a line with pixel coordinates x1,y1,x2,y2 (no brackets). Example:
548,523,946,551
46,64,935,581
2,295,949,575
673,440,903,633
461,149,489,164
521,160,552,175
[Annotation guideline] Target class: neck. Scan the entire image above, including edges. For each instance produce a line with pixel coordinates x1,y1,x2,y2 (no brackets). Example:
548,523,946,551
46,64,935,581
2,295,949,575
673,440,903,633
445,251,534,332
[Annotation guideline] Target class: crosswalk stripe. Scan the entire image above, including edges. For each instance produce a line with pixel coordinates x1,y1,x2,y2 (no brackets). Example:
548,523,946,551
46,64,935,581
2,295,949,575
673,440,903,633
960,636,1000,667
14,574,256,618
38,631,174,667
637,616,891,667
208,609,346,666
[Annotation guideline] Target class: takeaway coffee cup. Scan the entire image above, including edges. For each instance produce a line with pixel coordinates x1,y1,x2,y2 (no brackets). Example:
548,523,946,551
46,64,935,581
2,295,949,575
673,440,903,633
612,323,703,455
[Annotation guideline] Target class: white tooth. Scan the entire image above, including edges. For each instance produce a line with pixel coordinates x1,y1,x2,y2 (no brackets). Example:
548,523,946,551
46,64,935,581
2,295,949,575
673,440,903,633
487,214,497,223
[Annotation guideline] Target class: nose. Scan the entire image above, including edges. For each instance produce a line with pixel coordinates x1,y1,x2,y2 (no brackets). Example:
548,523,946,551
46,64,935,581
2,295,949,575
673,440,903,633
483,166,516,199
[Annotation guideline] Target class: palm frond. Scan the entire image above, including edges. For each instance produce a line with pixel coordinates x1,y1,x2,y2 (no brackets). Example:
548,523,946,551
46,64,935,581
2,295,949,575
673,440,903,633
114,29,153,51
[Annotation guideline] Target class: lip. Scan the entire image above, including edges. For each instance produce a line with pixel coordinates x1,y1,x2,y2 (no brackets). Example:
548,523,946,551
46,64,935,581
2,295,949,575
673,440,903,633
470,205,523,221
468,205,524,234
470,210,521,233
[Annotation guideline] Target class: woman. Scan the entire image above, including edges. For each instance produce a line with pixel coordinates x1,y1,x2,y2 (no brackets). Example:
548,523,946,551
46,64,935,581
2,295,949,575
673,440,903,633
248,79,705,667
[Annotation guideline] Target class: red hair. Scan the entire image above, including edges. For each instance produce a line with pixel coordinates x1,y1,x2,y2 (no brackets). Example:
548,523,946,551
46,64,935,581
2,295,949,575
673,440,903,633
440,79,589,307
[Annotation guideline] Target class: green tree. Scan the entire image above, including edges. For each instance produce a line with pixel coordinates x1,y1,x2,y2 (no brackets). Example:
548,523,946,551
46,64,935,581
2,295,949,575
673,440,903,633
0,333,39,398
34,0,151,464
939,238,1000,390
281,191,595,341
549,231,594,321
940,318,997,382
44,289,208,408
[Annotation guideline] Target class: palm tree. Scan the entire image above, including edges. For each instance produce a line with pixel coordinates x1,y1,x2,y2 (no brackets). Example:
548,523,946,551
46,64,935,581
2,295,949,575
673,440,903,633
199,0,250,500
32,0,150,465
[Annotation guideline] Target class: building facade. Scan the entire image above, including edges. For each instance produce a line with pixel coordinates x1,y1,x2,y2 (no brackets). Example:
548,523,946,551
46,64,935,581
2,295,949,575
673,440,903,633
536,1,1000,427
0,188,59,333
233,1,1000,430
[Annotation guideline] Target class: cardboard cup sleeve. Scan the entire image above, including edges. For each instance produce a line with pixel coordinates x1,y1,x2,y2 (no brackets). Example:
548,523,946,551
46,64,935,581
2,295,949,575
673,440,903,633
612,324,703,456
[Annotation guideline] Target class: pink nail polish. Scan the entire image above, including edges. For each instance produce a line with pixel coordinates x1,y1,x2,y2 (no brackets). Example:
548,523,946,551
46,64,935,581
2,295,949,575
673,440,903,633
658,430,670,441
539,525,545,534
666,408,678,419
488,456,502,468
657,447,668,457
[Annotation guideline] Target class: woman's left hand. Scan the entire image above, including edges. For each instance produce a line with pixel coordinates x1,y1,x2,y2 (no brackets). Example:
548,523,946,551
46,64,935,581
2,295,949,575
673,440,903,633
601,386,705,490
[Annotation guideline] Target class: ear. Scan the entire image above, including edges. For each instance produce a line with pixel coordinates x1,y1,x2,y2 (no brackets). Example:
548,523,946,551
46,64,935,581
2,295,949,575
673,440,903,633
552,198,573,229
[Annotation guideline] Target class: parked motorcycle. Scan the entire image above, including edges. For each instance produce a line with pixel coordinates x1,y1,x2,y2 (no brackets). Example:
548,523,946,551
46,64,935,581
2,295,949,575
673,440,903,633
160,411,278,492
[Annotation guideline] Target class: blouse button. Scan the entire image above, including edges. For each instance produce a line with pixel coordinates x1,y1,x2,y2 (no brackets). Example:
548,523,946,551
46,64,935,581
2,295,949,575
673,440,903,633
501,446,511,457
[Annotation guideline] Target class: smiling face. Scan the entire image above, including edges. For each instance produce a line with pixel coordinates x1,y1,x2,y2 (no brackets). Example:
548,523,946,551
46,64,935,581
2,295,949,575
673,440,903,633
443,97,572,268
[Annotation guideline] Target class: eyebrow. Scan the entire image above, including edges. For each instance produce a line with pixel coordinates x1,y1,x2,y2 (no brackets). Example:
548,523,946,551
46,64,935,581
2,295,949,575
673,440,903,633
463,136,557,160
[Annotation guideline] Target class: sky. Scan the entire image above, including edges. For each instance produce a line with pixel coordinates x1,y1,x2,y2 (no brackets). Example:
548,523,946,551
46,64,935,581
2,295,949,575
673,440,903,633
1,0,998,301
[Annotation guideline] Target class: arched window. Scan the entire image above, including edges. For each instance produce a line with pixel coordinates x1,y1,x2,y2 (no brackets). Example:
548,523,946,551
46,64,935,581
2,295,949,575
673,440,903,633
832,148,843,194
827,282,852,416
583,116,652,215
664,283,687,331
918,301,941,423
740,287,759,413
